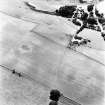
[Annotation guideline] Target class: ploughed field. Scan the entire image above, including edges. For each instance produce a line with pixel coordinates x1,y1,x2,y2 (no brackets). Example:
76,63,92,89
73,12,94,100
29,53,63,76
0,0,105,105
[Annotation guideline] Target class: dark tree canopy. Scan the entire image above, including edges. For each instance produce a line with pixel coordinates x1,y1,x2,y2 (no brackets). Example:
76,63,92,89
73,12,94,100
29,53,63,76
87,18,97,25
79,0,87,3
49,89,61,101
56,5,77,18
87,4,94,12
81,12,88,21
49,101,58,105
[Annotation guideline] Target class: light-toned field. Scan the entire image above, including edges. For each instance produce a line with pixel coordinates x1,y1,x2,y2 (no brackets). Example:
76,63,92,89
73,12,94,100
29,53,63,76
0,0,105,105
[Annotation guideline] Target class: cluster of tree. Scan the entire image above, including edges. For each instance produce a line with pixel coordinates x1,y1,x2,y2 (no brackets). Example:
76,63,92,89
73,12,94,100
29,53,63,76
55,5,77,18
49,89,61,105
